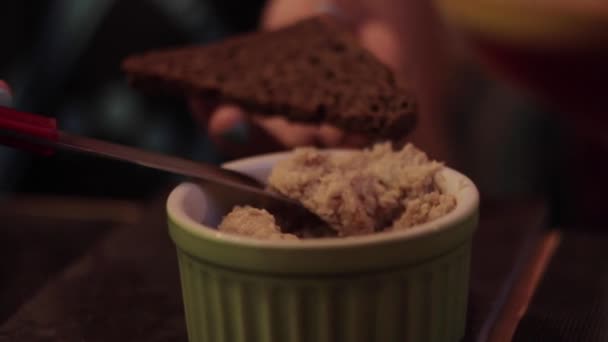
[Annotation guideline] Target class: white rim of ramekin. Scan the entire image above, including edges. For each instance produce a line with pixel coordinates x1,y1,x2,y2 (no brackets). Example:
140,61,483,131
167,150,479,250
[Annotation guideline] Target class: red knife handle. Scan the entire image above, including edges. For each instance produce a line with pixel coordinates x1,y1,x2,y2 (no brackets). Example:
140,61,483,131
0,106,59,155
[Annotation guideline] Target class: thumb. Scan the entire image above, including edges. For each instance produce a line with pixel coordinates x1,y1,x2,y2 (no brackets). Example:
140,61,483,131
208,105,286,159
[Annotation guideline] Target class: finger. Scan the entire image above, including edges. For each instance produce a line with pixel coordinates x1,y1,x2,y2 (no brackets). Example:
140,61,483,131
208,106,286,158
261,0,361,31
357,19,403,72
255,116,319,147
208,105,244,137
317,124,345,146
0,80,13,107
317,123,373,149
262,0,323,30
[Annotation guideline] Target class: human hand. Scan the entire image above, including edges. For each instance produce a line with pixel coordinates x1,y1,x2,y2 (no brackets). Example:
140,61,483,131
189,0,406,159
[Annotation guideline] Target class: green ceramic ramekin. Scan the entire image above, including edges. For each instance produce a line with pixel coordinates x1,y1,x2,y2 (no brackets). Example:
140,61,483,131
167,150,479,342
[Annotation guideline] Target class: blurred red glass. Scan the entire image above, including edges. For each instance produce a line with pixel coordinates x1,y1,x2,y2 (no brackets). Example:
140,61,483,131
435,0,608,128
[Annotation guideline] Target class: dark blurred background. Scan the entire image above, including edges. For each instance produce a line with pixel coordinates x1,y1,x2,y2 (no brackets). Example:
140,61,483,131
0,0,593,227
0,0,265,199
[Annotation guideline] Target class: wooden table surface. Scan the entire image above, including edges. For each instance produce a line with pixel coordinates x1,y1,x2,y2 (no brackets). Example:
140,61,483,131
0,192,551,341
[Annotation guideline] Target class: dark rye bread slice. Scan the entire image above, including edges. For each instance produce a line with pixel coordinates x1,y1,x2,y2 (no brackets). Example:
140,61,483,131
122,16,417,137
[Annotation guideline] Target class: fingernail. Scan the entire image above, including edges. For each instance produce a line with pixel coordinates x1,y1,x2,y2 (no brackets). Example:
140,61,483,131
221,122,250,144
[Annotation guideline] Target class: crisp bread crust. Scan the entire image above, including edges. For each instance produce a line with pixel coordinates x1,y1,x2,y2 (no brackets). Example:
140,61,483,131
122,16,417,138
